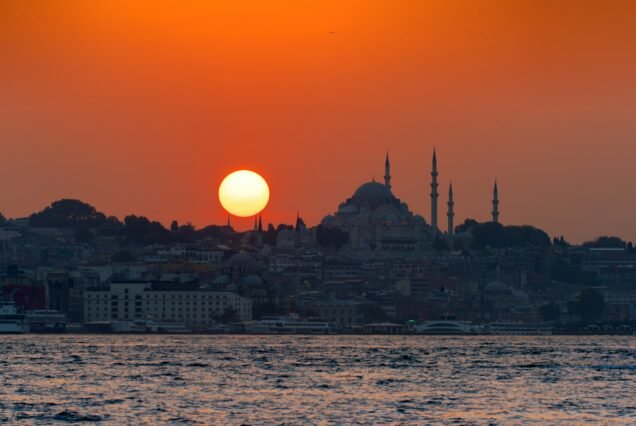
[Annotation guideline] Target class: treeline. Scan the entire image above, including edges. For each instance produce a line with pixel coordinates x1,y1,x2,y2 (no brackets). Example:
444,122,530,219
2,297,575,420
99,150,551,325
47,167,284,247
27,199,231,245
455,219,551,249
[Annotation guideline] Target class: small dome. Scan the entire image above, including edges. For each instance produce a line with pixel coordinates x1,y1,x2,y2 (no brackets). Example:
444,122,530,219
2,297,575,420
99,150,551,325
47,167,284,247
242,274,264,286
227,252,257,268
485,281,508,293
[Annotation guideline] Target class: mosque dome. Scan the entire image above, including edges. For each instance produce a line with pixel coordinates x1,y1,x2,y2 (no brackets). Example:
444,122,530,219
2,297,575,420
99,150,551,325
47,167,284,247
353,181,394,201
227,252,257,268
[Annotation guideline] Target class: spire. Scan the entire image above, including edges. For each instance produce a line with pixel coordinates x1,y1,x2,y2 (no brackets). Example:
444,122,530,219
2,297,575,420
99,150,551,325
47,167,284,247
258,214,263,233
384,151,391,191
253,215,258,231
492,179,500,224
295,210,305,231
447,182,454,236
430,147,439,235
227,215,231,228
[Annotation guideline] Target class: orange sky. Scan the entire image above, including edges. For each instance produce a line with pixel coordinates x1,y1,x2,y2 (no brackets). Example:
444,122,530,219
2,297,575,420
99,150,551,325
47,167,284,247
1,1,635,242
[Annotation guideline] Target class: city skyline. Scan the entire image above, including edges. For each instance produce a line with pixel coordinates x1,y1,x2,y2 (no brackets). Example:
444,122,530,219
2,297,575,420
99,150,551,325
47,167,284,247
2,1,636,242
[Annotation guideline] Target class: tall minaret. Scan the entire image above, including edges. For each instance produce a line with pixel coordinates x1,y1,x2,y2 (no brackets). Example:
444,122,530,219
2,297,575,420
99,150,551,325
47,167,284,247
492,180,500,224
384,151,391,191
447,182,454,235
430,148,439,234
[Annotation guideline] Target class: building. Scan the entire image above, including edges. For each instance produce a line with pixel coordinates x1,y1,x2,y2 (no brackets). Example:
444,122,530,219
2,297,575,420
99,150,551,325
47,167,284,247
84,281,252,327
320,150,501,254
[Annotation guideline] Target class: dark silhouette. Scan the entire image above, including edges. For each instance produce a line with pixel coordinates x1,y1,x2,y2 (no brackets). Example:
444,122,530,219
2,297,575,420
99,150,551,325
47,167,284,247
74,226,94,243
29,199,113,228
432,235,450,251
540,303,560,322
582,236,627,249
123,215,172,245
456,219,550,249
316,225,349,250
571,289,605,323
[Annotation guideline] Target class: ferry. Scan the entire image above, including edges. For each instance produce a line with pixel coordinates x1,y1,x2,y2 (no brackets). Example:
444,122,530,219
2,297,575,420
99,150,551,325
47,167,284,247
413,320,475,335
147,321,192,334
486,322,553,335
111,319,193,334
111,320,149,333
0,300,28,334
25,310,67,333
243,316,336,334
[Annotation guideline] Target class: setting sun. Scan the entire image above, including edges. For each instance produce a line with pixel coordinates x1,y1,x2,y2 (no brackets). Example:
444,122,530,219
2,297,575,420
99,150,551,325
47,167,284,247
219,170,270,217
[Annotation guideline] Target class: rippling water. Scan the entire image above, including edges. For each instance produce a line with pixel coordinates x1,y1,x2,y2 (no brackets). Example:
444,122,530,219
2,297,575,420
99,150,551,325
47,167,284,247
0,335,634,424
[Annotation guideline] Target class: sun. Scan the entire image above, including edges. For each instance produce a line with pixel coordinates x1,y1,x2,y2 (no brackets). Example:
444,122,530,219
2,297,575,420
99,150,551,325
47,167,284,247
219,170,270,217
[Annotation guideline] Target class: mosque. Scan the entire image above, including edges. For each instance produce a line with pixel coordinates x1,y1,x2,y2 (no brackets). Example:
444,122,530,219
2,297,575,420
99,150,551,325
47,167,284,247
320,149,500,253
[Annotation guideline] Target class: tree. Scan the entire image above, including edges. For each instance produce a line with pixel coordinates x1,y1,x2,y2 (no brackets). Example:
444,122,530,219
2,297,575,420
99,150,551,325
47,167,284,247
582,236,627,249
0,212,6,226
457,219,551,249
29,199,108,228
123,215,172,245
170,220,179,232
572,289,605,323
455,218,479,234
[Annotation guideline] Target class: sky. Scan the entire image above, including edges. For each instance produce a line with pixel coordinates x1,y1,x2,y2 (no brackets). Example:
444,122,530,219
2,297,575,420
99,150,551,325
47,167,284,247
1,1,635,242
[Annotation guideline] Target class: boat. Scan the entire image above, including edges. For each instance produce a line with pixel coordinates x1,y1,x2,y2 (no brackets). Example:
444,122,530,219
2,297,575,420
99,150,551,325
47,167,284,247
413,320,475,335
486,322,553,335
111,320,149,333
146,321,192,334
0,300,28,334
243,316,336,334
25,310,67,333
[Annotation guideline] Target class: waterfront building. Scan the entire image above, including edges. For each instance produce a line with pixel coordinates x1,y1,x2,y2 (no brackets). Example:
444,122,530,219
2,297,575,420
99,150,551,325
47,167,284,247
84,281,252,327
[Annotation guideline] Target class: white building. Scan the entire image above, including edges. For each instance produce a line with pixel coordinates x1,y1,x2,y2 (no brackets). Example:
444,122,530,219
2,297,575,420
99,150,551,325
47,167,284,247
84,281,251,327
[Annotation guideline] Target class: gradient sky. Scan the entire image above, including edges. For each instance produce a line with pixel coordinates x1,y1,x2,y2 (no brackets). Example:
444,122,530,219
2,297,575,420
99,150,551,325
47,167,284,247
1,1,635,242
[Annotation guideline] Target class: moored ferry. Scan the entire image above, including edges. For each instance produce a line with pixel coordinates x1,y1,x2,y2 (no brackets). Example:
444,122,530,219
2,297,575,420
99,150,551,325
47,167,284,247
0,300,28,334
25,310,67,333
486,322,553,335
243,316,336,334
413,320,475,335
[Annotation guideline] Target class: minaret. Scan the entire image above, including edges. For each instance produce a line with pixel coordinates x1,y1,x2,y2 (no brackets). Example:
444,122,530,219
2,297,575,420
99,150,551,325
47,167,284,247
431,148,439,234
384,151,391,191
492,180,500,224
447,182,454,235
